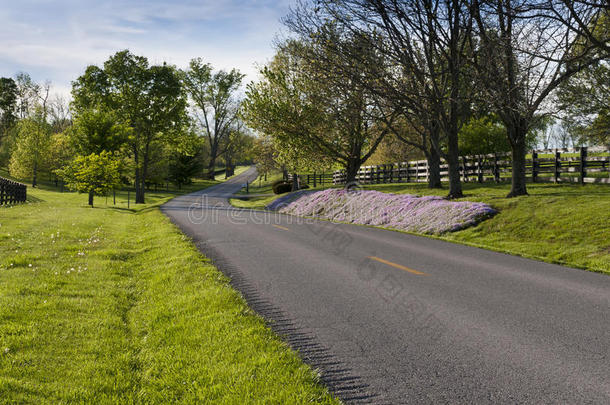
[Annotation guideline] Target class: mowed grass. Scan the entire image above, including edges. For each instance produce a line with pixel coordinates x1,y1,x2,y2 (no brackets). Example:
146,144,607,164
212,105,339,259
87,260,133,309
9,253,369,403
361,182,610,273
233,177,610,274
0,186,337,403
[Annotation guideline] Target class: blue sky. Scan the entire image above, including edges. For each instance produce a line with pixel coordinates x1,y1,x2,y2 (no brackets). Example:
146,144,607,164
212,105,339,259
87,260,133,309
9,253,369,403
0,0,293,96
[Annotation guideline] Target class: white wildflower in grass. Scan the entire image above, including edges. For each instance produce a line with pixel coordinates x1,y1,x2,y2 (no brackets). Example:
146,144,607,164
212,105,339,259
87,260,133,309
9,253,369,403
3,348,9,354
28,264,32,267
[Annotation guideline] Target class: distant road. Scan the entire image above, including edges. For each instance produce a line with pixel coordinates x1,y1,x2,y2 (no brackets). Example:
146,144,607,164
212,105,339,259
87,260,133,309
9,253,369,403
162,167,610,404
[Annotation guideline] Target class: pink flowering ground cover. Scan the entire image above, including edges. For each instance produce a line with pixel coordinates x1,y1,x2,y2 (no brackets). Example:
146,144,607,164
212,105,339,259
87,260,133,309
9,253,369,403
267,189,497,234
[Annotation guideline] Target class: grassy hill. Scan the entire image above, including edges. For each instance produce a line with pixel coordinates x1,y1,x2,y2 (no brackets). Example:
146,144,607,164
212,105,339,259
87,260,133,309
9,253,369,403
0,180,337,403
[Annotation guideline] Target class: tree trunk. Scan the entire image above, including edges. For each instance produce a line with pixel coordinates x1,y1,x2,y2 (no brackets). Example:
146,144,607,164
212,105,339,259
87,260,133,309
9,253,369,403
507,128,528,197
292,173,299,191
32,161,37,188
207,142,218,180
206,155,217,180
344,158,361,188
88,190,94,206
427,148,442,189
446,130,463,199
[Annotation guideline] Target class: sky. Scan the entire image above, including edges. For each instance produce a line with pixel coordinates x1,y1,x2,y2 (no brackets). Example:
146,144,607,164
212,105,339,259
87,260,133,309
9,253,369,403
0,0,293,97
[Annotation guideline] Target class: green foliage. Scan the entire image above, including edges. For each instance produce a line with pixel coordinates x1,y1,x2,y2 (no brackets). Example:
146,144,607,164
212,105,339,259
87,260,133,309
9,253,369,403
56,151,122,205
557,59,609,146
8,110,52,183
182,58,245,178
459,116,510,155
69,109,129,155
243,37,389,176
0,77,18,138
72,50,188,203
167,151,204,188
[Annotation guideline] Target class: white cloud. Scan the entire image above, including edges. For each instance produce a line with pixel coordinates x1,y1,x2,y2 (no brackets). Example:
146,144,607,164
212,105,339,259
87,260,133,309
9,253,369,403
0,0,293,97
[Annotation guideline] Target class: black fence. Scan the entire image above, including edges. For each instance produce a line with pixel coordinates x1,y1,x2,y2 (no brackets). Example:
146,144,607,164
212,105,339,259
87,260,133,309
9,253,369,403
331,146,610,186
0,177,27,205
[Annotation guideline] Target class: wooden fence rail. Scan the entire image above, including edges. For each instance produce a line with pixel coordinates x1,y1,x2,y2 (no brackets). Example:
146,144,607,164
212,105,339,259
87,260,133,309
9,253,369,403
328,146,610,186
0,177,27,205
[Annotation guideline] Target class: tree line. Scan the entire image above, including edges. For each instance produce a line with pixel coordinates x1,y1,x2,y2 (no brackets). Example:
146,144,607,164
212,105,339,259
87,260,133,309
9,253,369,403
243,0,609,197
0,51,256,205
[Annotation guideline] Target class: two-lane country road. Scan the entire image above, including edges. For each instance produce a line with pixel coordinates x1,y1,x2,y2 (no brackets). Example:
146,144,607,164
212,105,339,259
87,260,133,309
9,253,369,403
162,167,610,404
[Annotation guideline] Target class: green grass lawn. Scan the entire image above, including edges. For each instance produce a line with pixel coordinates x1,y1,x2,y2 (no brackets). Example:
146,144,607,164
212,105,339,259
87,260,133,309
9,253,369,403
233,179,610,274
0,184,337,403
230,171,283,209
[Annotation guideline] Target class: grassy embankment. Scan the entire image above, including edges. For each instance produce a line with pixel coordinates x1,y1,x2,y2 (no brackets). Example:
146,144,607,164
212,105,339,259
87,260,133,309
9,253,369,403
230,172,610,274
0,173,337,403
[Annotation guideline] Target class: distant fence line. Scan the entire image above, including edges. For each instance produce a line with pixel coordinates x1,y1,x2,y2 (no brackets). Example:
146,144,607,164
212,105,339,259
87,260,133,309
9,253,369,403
0,177,27,205
326,146,610,186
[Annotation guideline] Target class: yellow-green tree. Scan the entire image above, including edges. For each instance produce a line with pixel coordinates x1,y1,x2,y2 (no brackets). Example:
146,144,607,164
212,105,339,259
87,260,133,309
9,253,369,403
56,151,122,206
9,109,52,187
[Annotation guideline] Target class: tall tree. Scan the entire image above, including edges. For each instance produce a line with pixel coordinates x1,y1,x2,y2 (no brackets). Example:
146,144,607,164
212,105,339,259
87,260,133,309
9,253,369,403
72,50,187,203
182,59,244,179
471,0,609,196
244,38,397,186
287,0,474,197
8,108,52,187
0,78,18,146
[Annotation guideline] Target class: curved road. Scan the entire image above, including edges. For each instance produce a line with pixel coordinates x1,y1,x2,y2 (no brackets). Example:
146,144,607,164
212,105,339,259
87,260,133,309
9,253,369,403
162,167,609,404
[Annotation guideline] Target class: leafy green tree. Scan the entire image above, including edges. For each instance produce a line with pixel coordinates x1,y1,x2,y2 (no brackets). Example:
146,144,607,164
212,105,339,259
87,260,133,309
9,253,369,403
72,50,187,203
182,58,244,179
223,122,254,177
244,38,395,187
167,151,203,189
459,116,510,156
557,59,609,146
0,77,18,147
69,109,129,155
8,109,52,186
56,151,122,206
47,131,74,186
252,135,279,180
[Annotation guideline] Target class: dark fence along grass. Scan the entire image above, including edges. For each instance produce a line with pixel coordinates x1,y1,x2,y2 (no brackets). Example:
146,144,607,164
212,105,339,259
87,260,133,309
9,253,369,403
0,177,27,205
330,146,610,186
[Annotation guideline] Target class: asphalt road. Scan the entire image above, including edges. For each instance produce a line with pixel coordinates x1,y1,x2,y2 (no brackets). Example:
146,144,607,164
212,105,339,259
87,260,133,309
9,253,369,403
162,167,610,404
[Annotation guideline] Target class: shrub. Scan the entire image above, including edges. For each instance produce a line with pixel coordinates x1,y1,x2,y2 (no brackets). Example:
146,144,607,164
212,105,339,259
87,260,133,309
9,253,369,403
272,181,293,194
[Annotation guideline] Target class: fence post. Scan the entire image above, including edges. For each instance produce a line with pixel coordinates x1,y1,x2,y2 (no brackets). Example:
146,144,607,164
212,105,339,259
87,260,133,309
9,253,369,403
406,162,410,183
554,149,560,183
461,156,466,182
532,150,538,183
477,155,483,183
494,153,500,182
580,146,587,185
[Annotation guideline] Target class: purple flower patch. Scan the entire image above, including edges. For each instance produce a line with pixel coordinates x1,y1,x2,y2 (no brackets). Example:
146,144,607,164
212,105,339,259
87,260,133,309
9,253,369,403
267,189,497,234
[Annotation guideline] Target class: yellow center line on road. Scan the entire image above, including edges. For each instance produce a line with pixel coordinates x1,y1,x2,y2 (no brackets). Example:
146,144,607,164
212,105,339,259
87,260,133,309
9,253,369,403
367,256,428,276
272,224,290,231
